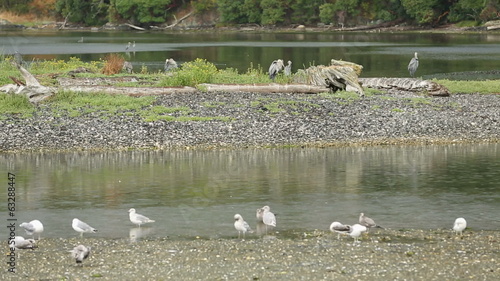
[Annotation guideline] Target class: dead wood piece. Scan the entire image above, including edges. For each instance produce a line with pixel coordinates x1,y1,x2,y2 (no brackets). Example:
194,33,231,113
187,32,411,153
163,11,194,29
199,83,328,94
125,23,146,31
57,77,139,86
359,78,450,96
6,61,55,103
293,61,365,96
63,85,198,96
9,76,25,86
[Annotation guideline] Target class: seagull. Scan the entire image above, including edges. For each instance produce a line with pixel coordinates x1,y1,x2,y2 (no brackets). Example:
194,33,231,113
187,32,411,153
284,60,292,76
70,245,91,265
453,217,467,235
349,224,367,243
359,213,383,231
10,236,36,250
128,208,155,227
329,221,351,239
234,214,253,239
262,206,276,230
19,220,44,240
72,218,98,237
164,58,178,72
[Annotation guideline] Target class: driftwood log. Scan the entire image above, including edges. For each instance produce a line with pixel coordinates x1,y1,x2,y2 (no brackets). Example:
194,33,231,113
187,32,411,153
0,62,55,103
199,83,328,94
293,59,365,96
359,77,450,96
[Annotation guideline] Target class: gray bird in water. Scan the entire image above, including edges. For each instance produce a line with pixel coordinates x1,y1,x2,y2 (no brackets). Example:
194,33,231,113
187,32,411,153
359,213,383,231
70,245,91,265
268,59,284,81
164,58,178,72
408,52,419,77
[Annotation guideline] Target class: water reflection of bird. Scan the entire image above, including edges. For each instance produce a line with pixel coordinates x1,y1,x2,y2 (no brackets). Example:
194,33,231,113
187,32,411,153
234,214,253,239
77,37,84,43
408,52,419,77
70,245,91,265
284,60,292,76
268,59,284,81
19,220,44,240
164,58,178,72
453,217,467,236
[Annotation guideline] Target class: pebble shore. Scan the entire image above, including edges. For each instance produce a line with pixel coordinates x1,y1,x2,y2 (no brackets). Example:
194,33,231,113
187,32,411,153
0,91,498,152
6,229,499,280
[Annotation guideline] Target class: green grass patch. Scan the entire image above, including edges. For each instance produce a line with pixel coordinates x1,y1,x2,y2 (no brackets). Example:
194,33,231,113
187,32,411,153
48,91,155,117
434,79,500,94
0,94,35,118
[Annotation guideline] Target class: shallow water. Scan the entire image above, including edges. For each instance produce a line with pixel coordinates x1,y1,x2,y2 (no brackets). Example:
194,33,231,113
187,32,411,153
1,143,498,240
1,30,500,78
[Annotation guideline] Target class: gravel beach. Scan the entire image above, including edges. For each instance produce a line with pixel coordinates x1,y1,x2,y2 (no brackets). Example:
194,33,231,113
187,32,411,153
5,229,499,280
0,91,498,152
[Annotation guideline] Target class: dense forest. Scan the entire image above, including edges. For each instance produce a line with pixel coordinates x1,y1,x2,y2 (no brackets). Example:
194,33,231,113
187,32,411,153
1,0,498,27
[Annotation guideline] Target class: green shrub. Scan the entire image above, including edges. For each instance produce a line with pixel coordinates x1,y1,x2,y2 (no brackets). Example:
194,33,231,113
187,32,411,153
159,58,218,87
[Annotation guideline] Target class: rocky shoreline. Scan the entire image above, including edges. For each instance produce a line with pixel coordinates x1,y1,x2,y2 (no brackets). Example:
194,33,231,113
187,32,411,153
6,229,499,280
0,91,498,153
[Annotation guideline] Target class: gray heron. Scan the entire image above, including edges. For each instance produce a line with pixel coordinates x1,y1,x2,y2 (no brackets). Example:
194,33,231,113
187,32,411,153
408,52,419,77
164,58,178,72
268,59,284,81
284,60,292,76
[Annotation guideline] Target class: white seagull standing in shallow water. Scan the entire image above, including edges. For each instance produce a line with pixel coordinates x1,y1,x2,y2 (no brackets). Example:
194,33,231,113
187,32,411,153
453,217,467,235
72,218,98,237
70,245,91,265
330,221,351,239
359,213,383,231
234,214,253,239
20,219,44,240
128,208,155,227
349,224,367,243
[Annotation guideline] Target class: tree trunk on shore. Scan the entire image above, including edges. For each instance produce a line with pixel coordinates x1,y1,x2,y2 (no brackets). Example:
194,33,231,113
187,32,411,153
359,77,450,96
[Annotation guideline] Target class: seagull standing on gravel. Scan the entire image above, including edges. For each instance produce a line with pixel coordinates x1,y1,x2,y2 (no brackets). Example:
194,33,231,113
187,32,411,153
453,217,467,235
359,213,383,231
72,218,98,237
234,214,253,239
10,236,36,250
128,208,155,227
70,245,91,265
349,224,367,243
20,219,44,240
329,221,351,239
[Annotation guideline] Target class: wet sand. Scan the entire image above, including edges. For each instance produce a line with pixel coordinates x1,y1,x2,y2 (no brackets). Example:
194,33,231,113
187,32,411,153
5,228,499,280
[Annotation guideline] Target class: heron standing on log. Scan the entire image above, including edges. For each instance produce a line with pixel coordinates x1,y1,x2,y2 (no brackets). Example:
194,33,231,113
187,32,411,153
408,52,419,77
269,59,284,81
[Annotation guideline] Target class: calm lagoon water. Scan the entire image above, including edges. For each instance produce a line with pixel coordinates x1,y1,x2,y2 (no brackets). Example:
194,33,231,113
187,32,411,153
1,144,498,240
1,30,500,78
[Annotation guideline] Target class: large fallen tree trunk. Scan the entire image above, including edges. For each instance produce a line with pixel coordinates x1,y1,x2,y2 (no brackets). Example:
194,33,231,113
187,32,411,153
63,85,197,96
293,59,365,96
359,77,450,96
199,83,328,94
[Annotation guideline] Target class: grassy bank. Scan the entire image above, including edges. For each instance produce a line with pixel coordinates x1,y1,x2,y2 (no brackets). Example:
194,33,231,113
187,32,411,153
1,56,499,120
